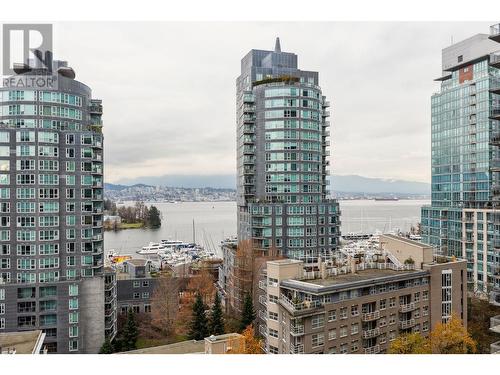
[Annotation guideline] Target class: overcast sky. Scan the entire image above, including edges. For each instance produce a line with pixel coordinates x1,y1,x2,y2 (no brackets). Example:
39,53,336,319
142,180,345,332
51,22,494,183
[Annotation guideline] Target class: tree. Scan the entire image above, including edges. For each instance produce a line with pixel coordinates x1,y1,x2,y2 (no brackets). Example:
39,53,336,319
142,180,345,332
430,314,477,354
150,275,180,336
186,269,215,305
189,293,209,340
240,293,256,332
388,332,431,354
121,309,139,351
226,325,263,354
147,205,162,228
209,293,225,336
99,337,114,354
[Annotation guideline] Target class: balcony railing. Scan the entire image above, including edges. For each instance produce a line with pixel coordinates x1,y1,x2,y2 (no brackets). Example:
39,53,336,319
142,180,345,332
361,311,380,321
280,294,323,315
290,343,304,354
362,327,380,339
258,295,267,307
491,340,500,354
258,310,267,321
290,324,305,336
399,319,416,330
258,280,267,291
490,315,500,334
399,302,417,313
363,345,381,354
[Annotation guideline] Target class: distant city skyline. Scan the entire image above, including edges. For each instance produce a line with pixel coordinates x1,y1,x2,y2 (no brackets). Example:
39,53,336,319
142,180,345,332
46,21,494,183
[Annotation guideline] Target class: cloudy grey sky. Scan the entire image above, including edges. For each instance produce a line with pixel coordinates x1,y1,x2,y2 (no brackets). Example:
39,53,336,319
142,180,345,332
52,22,493,184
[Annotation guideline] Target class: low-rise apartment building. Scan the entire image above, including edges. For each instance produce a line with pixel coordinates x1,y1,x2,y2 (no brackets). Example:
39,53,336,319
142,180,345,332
116,259,158,315
258,235,467,354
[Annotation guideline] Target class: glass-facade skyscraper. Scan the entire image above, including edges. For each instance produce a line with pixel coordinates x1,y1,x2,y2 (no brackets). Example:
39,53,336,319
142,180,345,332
0,59,106,352
236,38,341,265
421,28,500,304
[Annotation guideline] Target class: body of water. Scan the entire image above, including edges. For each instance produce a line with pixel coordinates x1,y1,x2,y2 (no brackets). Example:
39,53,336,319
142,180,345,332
104,199,429,257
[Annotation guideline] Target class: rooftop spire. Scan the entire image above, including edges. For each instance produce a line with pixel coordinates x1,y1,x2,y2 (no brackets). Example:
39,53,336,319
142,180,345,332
274,37,281,52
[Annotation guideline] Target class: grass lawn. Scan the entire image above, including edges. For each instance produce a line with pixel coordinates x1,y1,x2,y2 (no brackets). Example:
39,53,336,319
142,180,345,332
119,222,144,230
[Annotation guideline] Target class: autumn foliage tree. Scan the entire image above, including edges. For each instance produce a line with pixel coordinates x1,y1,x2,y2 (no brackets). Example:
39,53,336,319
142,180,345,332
388,332,431,354
150,275,180,337
430,314,477,354
389,314,477,354
226,325,263,354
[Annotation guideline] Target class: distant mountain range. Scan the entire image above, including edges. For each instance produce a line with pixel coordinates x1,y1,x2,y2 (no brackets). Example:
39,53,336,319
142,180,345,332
108,174,430,195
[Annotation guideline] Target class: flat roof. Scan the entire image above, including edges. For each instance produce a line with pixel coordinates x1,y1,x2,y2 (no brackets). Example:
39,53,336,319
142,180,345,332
121,340,205,354
380,234,432,247
281,268,428,295
0,330,45,354
205,333,242,343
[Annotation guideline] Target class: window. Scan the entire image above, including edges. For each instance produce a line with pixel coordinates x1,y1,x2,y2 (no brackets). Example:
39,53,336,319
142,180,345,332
311,333,324,348
328,329,336,340
311,314,324,329
69,339,78,352
351,305,359,317
380,299,387,310
69,326,78,338
69,312,78,324
69,299,78,310
423,321,429,332
269,328,278,338
144,304,151,313
423,305,429,317
133,292,140,299
269,294,278,304
269,311,278,321
351,340,359,352
351,323,359,335
339,343,348,354
328,309,336,322
340,307,348,319
268,345,278,354
458,55,463,63
133,281,140,288
267,277,278,287
339,326,348,338
423,291,429,301
389,297,396,308
142,292,149,299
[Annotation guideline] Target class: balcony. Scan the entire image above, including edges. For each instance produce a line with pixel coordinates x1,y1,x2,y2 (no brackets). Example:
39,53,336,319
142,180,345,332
322,111,330,117
399,319,416,330
290,343,304,354
258,310,267,321
491,132,500,146
92,234,103,241
280,294,323,316
491,158,500,172
399,302,417,313
362,327,380,339
491,340,500,354
322,100,330,108
361,311,380,322
490,24,500,43
490,315,500,334
258,280,267,291
290,324,305,336
243,93,255,103
363,345,380,354
259,295,268,307
490,108,500,121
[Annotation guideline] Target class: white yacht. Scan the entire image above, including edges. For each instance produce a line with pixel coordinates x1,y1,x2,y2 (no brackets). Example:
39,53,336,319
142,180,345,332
137,242,166,255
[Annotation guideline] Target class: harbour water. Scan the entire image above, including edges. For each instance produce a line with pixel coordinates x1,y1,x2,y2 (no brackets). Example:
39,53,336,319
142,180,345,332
104,199,429,257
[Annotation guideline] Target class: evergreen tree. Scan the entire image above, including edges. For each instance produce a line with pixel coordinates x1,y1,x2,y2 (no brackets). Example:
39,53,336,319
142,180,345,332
99,337,114,354
122,309,139,351
240,293,256,332
189,293,209,340
209,293,225,335
147,206,162,228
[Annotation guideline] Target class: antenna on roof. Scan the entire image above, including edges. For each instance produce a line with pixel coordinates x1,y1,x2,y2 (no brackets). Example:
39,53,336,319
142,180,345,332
275,37,281,52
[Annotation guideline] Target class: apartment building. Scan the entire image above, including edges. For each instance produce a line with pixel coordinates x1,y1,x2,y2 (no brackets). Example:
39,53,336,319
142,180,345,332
0,58,105,353
116,259,158,315
420,24,500,303
258,235,467,354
